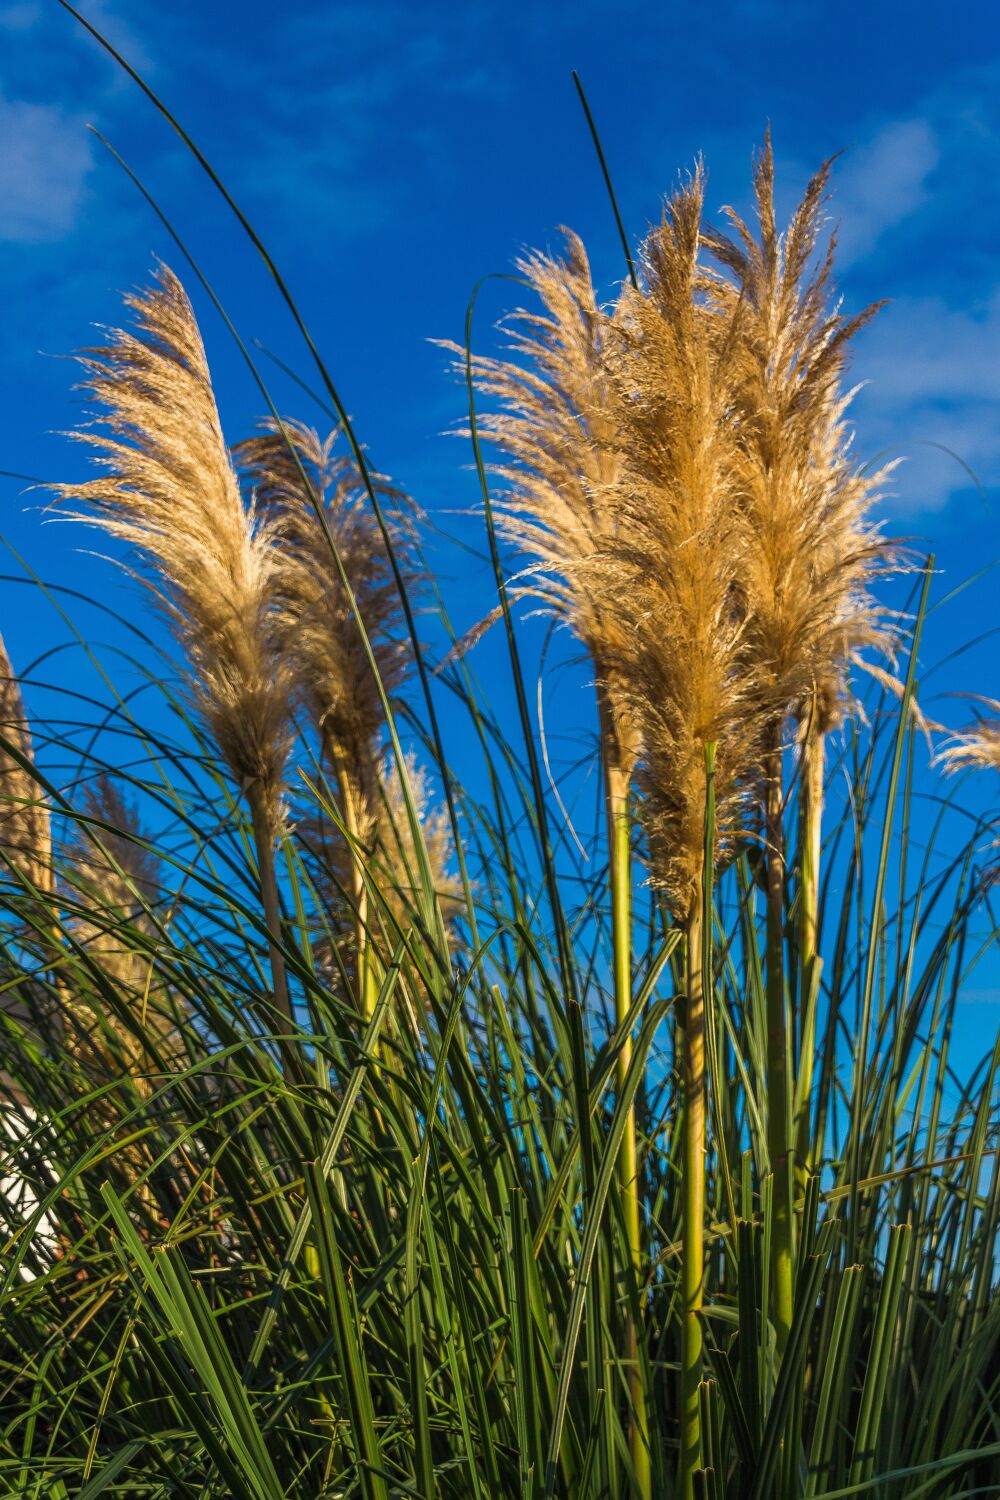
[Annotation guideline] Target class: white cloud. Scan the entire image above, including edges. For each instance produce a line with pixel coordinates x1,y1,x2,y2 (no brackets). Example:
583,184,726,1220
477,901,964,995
834,118,940,264
861,291,1000,406
0,95,92,242
852,292,1000,513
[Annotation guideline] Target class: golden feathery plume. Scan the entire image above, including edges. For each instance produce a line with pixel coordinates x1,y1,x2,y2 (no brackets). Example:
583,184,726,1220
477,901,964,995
298,752,459,1000
604,170,767,916
0,633,51,896
705,133,895,734
938,706,1000,884
51,267,294,831
237,418,413,1019
236,419,408,825
368,752,462,1033
371,752,462,941
0,634,54,1106
52,267,297,1040
442,230,638,766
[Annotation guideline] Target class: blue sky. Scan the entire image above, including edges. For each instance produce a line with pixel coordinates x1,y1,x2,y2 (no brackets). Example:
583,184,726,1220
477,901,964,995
2,3,998,619
1,2,998,1048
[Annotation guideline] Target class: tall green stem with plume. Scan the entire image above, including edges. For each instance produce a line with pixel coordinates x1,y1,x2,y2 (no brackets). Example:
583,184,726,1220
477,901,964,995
705,137,897,1340
246,781,293,1032
599,174,775,1498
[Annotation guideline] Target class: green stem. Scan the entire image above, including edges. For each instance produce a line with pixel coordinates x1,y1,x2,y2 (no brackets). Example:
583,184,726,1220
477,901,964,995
246,781,296,1074
764,733,794,1355
679,743,714,1500
680,885,705,1498
795,722,824,1179
600,696,650,1498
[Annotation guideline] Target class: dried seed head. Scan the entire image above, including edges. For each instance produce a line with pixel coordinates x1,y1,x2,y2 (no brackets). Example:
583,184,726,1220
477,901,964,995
65,775,159,995
0,633,51,895
236,419,409,778
706,135,897,736
936,705,1000,776
62,775,179,1074
373,752,463,939
51,266,293,831
443,231,638,768
301,750,461,983
602,169,770,915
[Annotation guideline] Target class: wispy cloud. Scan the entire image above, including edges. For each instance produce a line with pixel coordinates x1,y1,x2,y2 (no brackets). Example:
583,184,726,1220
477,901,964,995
819,66,1000,515
861,292,1000,408
853,291,1000,513
0,94,93,242
834,118,940,265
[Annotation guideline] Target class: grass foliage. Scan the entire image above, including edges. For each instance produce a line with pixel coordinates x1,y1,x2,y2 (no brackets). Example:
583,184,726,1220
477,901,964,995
1,16,998,1498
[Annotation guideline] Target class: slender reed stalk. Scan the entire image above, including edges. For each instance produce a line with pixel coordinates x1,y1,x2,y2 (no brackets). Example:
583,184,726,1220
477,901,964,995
795,717,824,1174
0,633,51,899
680,879,705,1492
679,742,715,1499
598,688,649,1492
763,730,793,1351
246,780,293,1027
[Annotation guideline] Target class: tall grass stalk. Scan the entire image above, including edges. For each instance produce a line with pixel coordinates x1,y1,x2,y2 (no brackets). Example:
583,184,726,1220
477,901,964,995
794,718,824,1177
331,750,375,1018
245,781,293,1031
599,689,649,1496
679,742,716,1497
764,733,794,1353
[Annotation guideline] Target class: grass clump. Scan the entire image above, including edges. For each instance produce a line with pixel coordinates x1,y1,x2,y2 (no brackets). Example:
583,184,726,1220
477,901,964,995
0,50,997,1500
